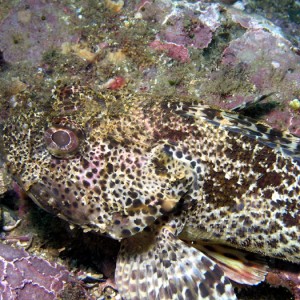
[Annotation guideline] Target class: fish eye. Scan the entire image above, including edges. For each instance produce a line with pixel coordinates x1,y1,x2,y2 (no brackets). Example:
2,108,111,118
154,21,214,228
44,127,80,158
52,130,71,147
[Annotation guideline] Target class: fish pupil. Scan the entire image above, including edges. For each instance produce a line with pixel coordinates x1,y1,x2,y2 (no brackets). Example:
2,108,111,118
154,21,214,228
52,130,71,147
44,125,81,158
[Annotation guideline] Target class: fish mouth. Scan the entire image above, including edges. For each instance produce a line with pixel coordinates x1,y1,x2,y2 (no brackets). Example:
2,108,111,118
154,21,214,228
28,182,66,216
27,181,110,236
27,182,88,225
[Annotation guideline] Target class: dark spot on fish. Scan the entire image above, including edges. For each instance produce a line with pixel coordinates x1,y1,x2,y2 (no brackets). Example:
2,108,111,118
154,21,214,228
156,269,163,278
132,199,142,207
201,256,213,269
163,144,172,156
52,188,59,196
169,252,176,261
185,288,193,298
236,227,246,238
255,123,268,133
204,270,215,284
169,281,177,294
257,171,282,188
263,189,273,199
86,172,93,178
212,264,224,279
145,216,155,225
148,205,157,215
269,128,283,139
131,270,137,280
157,193,164,199
216,283,225,295
129,191,139,200
125,198,132,206
203,108,219,120
243,217,252,226
176,151,183,158
107,163,113,174
133,227,140,233
282,212,299,227
128,210,136,216
81,158,89,169
190,161,196,168
279,234,288,244
199,282,209,298
121,229,131,237
93,186,101,194
83,180,90,188
134,218,142,225
162,260,171,268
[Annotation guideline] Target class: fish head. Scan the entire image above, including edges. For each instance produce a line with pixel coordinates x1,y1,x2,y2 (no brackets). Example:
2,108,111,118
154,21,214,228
0,86,194,240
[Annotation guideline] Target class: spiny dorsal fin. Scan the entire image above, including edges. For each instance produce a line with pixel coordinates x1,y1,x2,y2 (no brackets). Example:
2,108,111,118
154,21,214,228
231,93,276,113
116,226,236,300
178,103,300,160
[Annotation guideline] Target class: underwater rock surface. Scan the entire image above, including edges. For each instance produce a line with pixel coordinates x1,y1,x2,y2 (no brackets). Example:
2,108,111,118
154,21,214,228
0,0,79,65
0,242,91,299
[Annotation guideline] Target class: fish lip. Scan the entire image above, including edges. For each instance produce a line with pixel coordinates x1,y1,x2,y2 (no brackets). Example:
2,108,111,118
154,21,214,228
27,184,60,216
27,182,114,236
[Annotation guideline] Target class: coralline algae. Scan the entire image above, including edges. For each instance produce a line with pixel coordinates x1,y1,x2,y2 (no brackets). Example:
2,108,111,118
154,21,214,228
0,243,91,299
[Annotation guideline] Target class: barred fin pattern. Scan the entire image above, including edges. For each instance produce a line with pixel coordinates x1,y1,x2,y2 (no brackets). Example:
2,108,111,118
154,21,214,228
184,241,267,285
184,104,300,159
116,226,236,300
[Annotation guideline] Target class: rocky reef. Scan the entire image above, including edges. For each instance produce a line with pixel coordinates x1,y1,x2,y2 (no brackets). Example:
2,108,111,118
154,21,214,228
0,242,92,299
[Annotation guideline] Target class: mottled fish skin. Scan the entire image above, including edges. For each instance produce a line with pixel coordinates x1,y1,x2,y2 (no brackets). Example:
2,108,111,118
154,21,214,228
178,105,300,263
0,86,299,299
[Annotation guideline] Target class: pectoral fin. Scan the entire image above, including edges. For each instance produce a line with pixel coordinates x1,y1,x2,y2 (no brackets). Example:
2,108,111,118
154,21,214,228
115,226,236,300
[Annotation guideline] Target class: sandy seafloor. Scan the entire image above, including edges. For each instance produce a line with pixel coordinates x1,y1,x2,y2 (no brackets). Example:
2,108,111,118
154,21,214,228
0,0,299,299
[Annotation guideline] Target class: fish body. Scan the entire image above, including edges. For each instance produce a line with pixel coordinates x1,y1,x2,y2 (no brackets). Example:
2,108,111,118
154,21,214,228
1,86,299,299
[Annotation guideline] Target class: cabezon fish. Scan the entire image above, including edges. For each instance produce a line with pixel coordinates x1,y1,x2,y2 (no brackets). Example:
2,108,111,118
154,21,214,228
1,85,299,299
